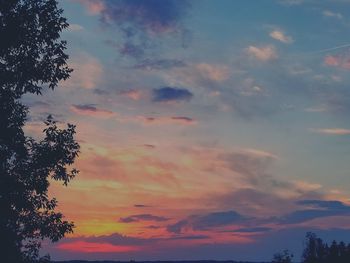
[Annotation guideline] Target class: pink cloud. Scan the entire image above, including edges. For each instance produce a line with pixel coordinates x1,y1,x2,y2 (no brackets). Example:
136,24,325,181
196,63,230,82
246,45,278,61
74,0,105,15
120,89,142,100
324,55,350,70
62,53,103,89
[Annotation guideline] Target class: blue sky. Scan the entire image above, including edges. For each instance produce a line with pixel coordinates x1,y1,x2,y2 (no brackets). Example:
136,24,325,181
23,0,350,261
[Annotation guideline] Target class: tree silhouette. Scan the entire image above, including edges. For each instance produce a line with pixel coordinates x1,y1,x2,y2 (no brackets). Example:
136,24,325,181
301,232,350,263
272,249,293,263
0,0,79,262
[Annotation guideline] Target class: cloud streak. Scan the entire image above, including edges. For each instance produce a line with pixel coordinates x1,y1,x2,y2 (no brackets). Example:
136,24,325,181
310,128,350,135
71,104,115,118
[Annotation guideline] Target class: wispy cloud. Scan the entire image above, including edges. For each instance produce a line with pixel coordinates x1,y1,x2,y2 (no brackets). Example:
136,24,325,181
310,128,350,135
119,89,142,100
269,30,293,44
71,104,115,118
62,53,103,89
136,116,197,126
119,214,170,223
246,45,278,61
323,10,343,20
167,210,248,233
132,59,186,70
77,0,191,58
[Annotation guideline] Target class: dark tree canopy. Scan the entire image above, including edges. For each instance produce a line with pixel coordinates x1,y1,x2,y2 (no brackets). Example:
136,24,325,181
301,232,350,263
0,0,72,97
272,249,293,263
0,0,79,262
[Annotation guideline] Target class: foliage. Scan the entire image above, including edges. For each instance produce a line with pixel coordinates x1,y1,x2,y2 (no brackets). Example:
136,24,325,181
0,0,78,262
272,249,293,263
301,232,350,263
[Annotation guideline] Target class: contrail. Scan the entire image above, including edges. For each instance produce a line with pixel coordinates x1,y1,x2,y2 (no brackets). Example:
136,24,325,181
312,43,350,54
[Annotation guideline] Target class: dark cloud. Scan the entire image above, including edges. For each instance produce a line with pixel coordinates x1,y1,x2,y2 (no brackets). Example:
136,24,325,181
277,200,350,225
118,42,146,58
152,87,193,102
100,0,190,34
93,88,110,95
167,210,248,233
71,104,115,118
132,58,186,70
230,227,272,233
143,144,156,149
171,116,193,122
119,214,170,223
134,204,151,208
166,219,188,234
72,104,97,111
87,0,191,58
167,235,209,240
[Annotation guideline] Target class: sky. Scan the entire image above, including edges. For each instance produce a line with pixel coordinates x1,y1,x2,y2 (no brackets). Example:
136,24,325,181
22,0,350,261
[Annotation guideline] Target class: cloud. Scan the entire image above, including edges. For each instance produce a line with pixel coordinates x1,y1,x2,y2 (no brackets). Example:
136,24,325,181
67,23,84,31
231,227,272,233
246,45,278,61
310,128,350,135
71,104,115,118
167,210,247,233
323,10,343,19
136,116,197,126
277,199,350,224
99,0,190,34
119,89,142,100
219,149,277,183
62,53,103,89
75,0,105,15
152,87,193,102
133,59,186,70
324,55,350,70
119,214,170,223
278,0,304,5
134,204,151,208
195,63,230,82
269,30,293,44
78,0,191,57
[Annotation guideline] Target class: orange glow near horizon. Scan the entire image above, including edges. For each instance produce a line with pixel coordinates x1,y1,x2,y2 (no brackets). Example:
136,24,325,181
57,241,138,253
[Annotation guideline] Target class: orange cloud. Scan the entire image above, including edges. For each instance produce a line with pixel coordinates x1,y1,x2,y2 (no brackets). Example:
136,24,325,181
57,241,137,253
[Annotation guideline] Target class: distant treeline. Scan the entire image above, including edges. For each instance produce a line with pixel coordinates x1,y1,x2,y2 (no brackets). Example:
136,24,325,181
272,232,350,263
55,232,350,263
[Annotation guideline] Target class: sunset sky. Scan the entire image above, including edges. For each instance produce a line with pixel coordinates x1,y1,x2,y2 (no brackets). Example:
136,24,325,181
23,0,350,261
